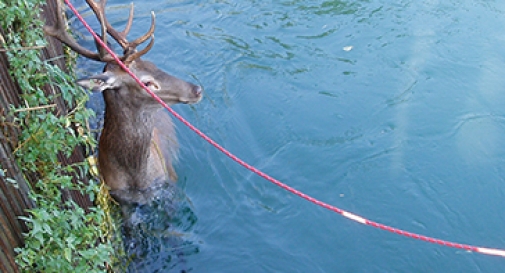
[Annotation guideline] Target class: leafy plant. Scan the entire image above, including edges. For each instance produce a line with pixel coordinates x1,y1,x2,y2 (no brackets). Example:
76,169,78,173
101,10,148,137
1,0,114,272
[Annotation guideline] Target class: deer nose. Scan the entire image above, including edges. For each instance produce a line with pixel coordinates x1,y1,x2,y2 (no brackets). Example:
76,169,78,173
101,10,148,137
193,85,203,97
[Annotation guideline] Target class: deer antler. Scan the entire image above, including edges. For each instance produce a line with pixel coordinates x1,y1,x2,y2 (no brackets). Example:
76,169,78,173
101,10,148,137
123,12,155,64
44,0,114,62
84,0,156,64
44,0,156,65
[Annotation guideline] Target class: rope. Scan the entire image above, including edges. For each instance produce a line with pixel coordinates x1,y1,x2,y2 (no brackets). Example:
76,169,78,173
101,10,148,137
64,0,505,258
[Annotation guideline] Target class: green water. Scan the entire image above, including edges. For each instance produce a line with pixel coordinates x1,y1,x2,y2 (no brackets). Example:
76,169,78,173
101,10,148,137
76,0,505,272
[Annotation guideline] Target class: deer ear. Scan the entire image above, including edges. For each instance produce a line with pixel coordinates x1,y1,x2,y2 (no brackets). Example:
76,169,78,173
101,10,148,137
76,72,118,92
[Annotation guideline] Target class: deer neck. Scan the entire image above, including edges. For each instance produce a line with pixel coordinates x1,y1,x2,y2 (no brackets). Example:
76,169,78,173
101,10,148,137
99,89,157,191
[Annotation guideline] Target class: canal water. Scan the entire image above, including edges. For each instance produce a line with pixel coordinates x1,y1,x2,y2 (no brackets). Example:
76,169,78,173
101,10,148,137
74,0,505,272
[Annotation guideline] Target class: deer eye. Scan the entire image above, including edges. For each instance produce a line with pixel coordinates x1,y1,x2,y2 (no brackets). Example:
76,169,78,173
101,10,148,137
144,80,160,90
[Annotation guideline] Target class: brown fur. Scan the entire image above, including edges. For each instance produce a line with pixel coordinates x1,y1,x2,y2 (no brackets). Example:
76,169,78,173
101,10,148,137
78,60,202,204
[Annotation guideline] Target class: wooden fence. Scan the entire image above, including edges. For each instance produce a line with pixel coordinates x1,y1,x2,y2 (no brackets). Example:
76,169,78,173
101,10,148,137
0,1,93,272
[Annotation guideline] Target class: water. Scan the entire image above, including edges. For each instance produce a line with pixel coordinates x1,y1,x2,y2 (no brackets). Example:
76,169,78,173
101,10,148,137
73,0,505,272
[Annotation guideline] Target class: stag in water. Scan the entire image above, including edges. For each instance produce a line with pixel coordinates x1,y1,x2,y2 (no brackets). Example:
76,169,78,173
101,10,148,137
44,0,202,205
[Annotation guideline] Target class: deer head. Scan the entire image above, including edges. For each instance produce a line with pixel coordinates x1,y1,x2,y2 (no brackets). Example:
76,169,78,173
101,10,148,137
45,0,202,106
44,0,202,204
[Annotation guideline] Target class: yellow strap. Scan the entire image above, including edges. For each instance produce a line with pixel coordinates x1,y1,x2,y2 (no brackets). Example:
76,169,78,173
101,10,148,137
151,139,168,176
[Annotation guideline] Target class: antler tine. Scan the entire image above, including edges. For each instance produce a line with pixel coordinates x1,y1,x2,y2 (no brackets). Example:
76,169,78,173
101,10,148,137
85,0,129,49
96,5,109,60
119,3,134,37
122,12,156,64
130,11,156,47
123,34,154,64
44,0,108,62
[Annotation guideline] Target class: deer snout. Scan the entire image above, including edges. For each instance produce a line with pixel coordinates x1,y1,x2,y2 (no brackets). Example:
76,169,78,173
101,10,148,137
192,85,203,102
194,85,202,95
177,83,202,104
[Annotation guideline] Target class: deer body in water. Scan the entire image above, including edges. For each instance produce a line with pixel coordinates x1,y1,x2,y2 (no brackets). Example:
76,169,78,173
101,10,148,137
44,0,202,204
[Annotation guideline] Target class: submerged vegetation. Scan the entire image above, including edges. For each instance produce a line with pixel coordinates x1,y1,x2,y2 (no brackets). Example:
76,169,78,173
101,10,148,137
0,0,114,271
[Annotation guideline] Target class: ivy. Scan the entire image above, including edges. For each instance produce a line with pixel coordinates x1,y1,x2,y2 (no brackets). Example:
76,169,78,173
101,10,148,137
1,0,113,272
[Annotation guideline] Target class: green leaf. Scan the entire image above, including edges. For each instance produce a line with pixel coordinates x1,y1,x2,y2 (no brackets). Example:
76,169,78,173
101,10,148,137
64,247,72,262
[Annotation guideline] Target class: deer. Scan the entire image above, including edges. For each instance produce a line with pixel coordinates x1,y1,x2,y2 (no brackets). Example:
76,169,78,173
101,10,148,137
44,0,202,205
